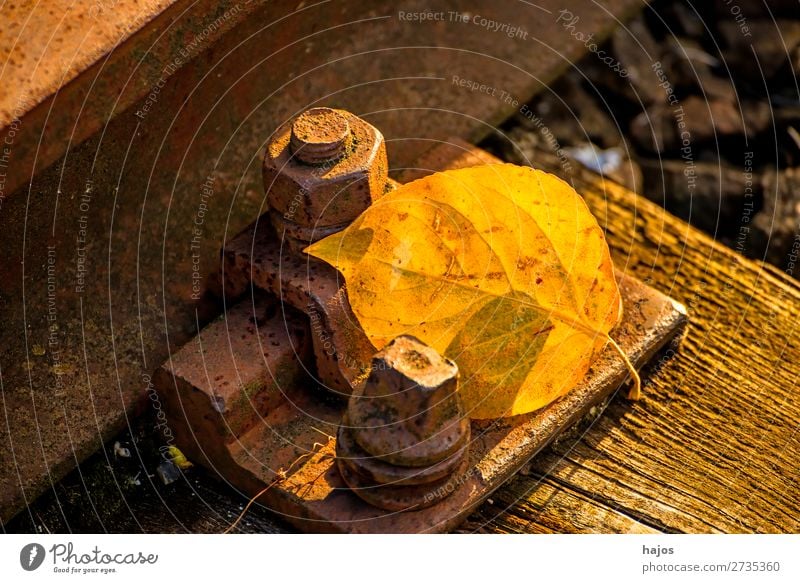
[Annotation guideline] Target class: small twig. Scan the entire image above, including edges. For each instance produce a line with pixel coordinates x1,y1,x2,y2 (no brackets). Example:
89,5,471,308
309,426,335,441
223,433,334,533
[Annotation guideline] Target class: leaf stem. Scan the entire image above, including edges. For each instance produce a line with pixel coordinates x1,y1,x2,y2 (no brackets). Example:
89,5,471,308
606,335,642,399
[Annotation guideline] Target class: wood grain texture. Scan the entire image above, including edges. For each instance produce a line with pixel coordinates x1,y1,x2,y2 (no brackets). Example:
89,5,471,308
452,142,800,533
463,472,659,534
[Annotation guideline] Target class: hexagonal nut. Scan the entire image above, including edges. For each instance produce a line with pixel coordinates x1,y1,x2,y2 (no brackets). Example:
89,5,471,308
263,108,388,229
346,335,470,467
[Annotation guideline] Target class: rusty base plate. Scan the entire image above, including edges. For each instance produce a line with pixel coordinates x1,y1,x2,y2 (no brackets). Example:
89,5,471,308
207,272,686,533
156,140,688,533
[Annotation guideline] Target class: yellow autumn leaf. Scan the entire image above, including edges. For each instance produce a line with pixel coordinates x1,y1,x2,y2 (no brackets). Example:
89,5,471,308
305,164,639,419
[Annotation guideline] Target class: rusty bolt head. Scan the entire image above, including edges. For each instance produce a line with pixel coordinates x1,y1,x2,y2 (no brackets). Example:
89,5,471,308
264,107,388,231
336,335,471,511
345,335,470,468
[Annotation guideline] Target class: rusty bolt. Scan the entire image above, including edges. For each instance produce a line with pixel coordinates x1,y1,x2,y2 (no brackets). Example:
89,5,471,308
264,107,388,238
336,335,470,511
345,335,469,466
289,107,351,164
